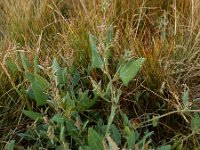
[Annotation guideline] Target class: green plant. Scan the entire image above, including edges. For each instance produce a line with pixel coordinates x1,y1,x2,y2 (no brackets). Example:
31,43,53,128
14,28,147,149
1,0,200,149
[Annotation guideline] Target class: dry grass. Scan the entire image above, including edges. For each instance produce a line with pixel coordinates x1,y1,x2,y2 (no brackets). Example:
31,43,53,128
1,0,200,148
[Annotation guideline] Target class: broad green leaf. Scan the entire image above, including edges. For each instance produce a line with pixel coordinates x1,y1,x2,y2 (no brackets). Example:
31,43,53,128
64,92,75,114
191,113,200,132
52,58,60,74
51,114,66,124
55,145,65,150
22,110,43,121
120,111,129,126
119,58,145,86
88,128,103,150
26,87,35,100
111,124,121,145
89,33,103,69
157,145,171,150
124,126,136,150
26,73,49,106
52,58,67,87
77,90,98,111
65,120,78,136
6,58,18,73
6,140,15,150
21,52,31,72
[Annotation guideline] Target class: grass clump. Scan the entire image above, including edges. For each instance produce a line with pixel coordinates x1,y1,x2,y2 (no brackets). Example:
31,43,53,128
1,0,200,149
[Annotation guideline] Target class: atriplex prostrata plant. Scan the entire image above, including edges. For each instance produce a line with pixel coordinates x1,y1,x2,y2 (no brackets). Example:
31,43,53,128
5,23,200,149
2,0,200,149
8,26,148,149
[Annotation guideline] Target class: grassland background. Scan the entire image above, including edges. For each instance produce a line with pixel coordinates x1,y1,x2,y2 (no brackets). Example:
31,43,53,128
0,0,200,149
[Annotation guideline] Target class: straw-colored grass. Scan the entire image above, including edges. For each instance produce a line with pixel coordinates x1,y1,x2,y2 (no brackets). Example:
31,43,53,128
1,0,200,149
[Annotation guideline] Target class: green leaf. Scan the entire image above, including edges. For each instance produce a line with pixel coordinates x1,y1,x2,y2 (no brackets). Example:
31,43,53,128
138,131,153,149
52,58,60,74
89,33,103,69
26,87,35,100
65,120,78,136
51,114,66,124
191,113,200,132
72,69,80,86
77,90,98,111
64,92,75,114
119,58,145,86
152,115,160,127
194,97,200,102
21,52,31,72
22,110,43,121
6,58,18,73
6,140,15,150
88,128,103,150
157,145,171,150
182,86,189,108
111,124,121,145
26,73,49,106
60,124,65,142
52,58,67,87
120,111,129,126
124,126,136,150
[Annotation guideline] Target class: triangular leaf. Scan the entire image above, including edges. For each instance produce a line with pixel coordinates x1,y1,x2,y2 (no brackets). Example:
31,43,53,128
52,58,67,87
51,114,66,124
22,110,43,121
65,120,79,136
89,33,103,69
111,124,121,145
21,52,31,72
119,58,145,86
26,73,49,106
52,58,61,76
88,128,103,150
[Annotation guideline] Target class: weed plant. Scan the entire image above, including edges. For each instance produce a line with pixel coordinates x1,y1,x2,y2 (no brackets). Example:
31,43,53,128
1,0,200,149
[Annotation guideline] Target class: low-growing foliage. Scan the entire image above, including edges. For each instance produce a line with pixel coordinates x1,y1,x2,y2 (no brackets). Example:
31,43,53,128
1,0,200,149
